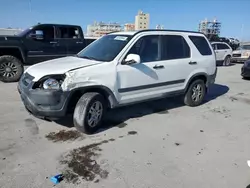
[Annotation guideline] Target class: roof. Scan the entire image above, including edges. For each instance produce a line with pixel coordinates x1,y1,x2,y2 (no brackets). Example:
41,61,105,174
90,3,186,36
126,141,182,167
32,23,81,27
109,29,204,36
211,41,228,44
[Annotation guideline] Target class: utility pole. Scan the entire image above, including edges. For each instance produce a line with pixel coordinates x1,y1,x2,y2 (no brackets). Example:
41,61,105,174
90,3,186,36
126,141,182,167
29,0,32,24
240,24,244,42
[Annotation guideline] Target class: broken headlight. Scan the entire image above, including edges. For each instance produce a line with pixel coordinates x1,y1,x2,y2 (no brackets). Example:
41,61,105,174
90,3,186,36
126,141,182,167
33,74,65,90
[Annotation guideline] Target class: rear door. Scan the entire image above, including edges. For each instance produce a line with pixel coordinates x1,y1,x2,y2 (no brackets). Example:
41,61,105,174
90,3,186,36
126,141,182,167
55,26,85,56
216,43,231,60
159,34,194,91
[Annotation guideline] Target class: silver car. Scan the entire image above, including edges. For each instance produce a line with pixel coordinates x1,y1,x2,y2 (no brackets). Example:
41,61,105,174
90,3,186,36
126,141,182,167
231,43,250,63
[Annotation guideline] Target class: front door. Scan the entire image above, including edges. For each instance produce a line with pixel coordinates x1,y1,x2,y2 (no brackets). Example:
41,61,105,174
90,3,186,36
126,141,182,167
23,25,60,64
116,34,194,105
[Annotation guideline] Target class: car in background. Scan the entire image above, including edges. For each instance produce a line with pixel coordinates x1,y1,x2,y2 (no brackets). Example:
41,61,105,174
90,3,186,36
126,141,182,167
231,43,250,63
229,38,240,45
241,58,250,79
211,42,232,66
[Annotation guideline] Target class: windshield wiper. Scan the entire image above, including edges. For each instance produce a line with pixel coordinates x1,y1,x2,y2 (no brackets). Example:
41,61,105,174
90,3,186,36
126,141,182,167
80,56,98,60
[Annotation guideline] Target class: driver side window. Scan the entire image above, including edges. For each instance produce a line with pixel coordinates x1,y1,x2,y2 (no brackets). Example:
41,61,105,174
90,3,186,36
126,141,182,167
28,26,55,41
126,35,160,63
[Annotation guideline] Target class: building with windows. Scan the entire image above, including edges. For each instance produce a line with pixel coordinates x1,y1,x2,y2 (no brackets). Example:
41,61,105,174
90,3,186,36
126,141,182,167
124,23,135,31
135,10,150,30
198,18,221,40
86,21,122,37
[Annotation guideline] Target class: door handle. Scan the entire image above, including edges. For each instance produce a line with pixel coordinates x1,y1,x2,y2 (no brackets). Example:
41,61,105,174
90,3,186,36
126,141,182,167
189,61,197,65
153,65,164,69
50,41,57,44
76,41,83,44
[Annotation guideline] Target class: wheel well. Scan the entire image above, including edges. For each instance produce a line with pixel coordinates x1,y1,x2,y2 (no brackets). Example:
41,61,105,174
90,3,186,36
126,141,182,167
66,88,111,114
186,75,207,92
0,48,23,62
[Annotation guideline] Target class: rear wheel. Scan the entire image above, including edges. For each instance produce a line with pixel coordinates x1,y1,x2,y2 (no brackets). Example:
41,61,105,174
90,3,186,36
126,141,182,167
184,79,206,107
73,92,107,134
0,55,24,82
223,55,231,66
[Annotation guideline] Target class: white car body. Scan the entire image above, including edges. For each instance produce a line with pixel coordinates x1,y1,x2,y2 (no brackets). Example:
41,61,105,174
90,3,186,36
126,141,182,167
211,42,232,62
18,30,217,125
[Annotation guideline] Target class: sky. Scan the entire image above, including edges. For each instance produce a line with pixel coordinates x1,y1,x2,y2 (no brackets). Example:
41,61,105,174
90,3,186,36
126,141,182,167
0,0,249,41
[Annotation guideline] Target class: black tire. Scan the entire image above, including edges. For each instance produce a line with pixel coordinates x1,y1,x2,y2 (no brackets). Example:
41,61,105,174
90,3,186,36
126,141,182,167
184,79,206,107
223,55,231,66
73,92,107,134
0,55,24,83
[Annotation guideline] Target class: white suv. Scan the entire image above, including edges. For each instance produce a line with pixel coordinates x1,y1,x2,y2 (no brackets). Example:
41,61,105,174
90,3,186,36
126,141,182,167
18,30,217,134
211,42,232,66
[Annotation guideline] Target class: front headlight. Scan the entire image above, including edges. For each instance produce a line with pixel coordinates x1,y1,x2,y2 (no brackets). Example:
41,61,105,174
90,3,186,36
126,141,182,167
243,52,250,57
33,74,65,89
43,78,60,89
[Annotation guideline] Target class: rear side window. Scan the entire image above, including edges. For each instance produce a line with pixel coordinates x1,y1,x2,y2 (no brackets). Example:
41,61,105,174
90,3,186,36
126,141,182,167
161,35,190,60
217,43,230,50
189,36,212,55
56,26,80,39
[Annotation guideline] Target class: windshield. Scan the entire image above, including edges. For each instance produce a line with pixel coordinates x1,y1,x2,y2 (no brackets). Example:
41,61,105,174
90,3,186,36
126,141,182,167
16,28,32,37
77,34,132,62
237,45,250,50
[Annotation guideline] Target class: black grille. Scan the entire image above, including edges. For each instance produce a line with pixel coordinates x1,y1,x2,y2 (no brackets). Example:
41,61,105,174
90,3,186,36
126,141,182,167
21,73,34,86
233,54,241,57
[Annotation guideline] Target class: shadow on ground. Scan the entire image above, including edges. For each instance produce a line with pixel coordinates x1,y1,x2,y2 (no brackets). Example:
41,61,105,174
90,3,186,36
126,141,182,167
217,63,236,67
54,83,229,132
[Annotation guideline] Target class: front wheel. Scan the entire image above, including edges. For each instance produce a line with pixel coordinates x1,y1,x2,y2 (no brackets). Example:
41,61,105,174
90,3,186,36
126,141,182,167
73,92,106,134
0,55,24,82
184,79,206,107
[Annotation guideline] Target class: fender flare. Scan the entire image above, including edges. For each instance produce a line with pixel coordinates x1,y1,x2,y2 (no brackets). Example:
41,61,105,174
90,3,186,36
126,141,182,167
0,46,25,62
67,85,119,109
184,73,209,92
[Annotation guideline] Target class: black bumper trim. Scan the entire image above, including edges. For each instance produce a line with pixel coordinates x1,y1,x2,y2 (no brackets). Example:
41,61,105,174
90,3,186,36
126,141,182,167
18,83,70,118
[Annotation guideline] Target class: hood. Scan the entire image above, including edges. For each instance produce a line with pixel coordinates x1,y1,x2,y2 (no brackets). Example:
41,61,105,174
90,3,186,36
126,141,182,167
233,49,250,54
25,56,101,81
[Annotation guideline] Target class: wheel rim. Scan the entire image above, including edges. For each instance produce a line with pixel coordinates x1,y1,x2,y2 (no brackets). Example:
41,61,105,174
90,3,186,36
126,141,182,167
87,101,103,127
0,62,18,78
191,84,203,102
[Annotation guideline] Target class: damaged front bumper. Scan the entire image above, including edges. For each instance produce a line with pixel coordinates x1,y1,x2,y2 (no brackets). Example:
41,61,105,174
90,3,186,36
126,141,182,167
18,73,70,118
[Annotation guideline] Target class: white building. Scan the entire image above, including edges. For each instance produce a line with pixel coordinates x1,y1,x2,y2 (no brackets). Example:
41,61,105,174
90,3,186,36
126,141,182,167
0,28,23,36
86,21,122,37
135,10,150,30
124,23,135,31
156,24,164,29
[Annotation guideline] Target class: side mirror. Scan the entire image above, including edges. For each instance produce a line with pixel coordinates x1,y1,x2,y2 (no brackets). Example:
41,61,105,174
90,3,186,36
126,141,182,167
122,54,141,65
29,30,44,40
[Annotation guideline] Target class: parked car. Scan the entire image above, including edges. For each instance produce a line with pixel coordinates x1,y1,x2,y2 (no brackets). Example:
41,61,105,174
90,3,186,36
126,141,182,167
241,58,250,79
0,23,97,83
18,29,217,134
211,42,232,66
231,43,250,63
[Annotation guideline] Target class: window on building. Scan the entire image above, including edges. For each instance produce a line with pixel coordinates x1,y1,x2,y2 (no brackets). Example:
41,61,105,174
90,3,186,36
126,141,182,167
161,35,190,60
126,35,160,63
189,35,212,55
217,43,230,50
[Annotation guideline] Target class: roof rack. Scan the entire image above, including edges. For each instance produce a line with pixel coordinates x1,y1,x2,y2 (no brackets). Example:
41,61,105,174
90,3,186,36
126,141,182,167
133,29,203,36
